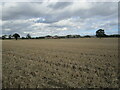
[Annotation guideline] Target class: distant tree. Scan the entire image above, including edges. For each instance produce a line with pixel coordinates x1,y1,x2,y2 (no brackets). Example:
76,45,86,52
39,37,45,39
53,35,59,39
107,34,120,37
2,35,7,40
46,35,51,37
45,35,52,39
59,36,66,39
8,34,12,39
54,35,58,37
13,33,20,40
74,35,81,38
22,37,26,39
66,35,72,38
26,34,31,39
36,37,39,39
96,29,106,38
84,35,91,38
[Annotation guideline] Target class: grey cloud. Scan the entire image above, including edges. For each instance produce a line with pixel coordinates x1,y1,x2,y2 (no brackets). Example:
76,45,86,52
2,2,118,22
2,20,33,36
2,2,118,36
48,2,73,9
2,3,45,20
47,2,117,23
47,24,72,29
91,2,117,16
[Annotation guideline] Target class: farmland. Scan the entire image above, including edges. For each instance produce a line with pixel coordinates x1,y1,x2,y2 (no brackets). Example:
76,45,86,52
0,40,2,89
2,38,119,88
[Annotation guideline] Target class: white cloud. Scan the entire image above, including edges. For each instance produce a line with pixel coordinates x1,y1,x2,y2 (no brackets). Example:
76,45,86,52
4,28,11,31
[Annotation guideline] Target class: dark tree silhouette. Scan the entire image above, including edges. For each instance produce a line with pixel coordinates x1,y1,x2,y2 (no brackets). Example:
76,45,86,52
96,29,106,38
45,35,52,39
8,34,12,39
75,35,81,38
66,35,72,38
26,34,31,39
84,35,91,38
22,37,26,39
13,33,20,40
2,35,7,40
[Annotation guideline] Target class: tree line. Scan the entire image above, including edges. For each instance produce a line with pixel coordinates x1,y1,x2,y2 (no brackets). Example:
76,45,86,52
1,29,120,40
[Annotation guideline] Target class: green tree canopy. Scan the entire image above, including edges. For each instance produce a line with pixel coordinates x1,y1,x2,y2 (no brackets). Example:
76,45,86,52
2,35,7,40
13,33,20,40
96,29,106,38
26,34,31,39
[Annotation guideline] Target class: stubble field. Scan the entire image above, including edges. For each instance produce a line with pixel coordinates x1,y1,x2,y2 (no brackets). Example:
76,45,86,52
2,38,119,88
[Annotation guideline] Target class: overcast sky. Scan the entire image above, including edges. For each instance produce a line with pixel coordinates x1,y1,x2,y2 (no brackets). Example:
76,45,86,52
1,1,118,37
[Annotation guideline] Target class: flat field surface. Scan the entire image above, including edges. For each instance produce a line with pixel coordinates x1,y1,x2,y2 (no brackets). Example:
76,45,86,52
2,38,119,88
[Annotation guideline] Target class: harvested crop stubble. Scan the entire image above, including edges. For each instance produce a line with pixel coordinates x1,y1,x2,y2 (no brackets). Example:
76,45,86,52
2,38,119,88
